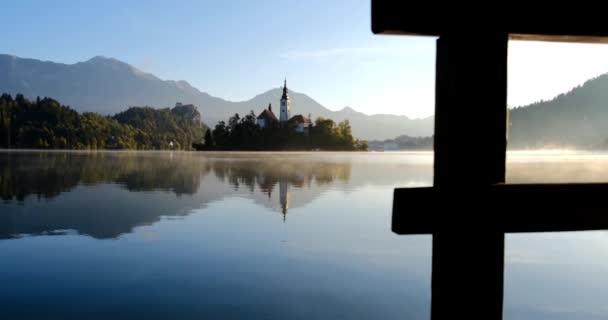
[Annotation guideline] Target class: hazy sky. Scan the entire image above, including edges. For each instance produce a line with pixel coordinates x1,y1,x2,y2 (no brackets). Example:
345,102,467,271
4,0,608,118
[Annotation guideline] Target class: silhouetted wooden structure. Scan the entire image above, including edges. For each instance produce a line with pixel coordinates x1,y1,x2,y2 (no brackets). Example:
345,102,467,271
372,2,608,320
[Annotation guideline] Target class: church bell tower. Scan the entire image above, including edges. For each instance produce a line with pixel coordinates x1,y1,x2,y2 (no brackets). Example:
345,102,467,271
280,78,290,122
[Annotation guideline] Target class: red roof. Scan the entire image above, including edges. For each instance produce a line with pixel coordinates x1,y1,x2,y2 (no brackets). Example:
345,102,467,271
288,114,311,124
257,109,278,122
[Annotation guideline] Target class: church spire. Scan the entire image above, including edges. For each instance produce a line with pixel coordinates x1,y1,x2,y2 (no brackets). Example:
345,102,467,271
282,78,288,99
280,77,291,122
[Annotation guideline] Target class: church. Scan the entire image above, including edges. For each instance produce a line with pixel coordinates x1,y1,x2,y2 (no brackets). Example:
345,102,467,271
256,79,311,134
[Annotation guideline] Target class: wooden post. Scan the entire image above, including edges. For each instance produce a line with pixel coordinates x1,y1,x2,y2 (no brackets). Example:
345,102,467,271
431,33,508,320
372,3,608,320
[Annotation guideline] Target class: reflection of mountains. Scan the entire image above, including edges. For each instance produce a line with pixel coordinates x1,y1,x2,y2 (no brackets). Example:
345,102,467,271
0,151,432,239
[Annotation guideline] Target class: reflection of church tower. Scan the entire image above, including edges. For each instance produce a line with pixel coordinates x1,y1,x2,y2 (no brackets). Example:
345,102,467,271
280,79,291,122
279,177,290,221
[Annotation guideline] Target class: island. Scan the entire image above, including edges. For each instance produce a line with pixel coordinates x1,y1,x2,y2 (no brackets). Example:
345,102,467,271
196,80,367,151
0,88,367,151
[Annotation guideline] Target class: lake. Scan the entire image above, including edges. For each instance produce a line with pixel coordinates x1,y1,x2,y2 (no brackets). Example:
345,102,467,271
1,150,608,320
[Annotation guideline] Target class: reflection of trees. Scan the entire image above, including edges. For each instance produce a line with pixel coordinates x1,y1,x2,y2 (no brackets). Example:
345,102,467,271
111,155,209,195
1,152,84,201
0,151,354,239
211,159,352,220
0,151,210,201
210,160,352,196
0,152,352,202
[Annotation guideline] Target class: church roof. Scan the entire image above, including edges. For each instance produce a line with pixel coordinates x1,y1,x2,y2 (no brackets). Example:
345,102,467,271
257,108,278,122
288,114,311,124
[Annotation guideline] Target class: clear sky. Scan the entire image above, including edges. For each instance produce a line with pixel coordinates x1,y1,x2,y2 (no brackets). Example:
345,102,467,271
4,0,608,118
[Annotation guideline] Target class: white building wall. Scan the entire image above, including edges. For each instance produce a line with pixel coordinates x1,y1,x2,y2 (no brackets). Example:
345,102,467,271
280,98,290,122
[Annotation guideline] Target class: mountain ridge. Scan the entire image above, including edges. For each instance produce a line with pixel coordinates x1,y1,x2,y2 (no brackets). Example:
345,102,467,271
508,72,608,148
0,54,433,140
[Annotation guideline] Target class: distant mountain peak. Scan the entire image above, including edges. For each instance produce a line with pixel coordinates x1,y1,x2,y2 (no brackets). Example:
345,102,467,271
340,106,359,114
166,79,195,90
84,55,122,64
88,55,111,61
81,55,130,69
79,55,159,81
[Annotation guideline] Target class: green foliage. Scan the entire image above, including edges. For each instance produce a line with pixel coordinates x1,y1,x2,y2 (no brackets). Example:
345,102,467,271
204,129,214,147
113,106,206,150
202,113,367,151
0,93,207,150
507,74,608,149
310,118,362,150
81,112,139,149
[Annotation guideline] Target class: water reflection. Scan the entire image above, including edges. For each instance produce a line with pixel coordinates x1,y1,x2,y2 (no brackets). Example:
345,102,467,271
0,151,207,200
210,157,351,218
0,151,431,239
0,150,434,320
4,150,608,320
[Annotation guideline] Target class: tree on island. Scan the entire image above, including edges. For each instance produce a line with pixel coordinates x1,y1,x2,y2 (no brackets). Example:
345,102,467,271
196,112,368,151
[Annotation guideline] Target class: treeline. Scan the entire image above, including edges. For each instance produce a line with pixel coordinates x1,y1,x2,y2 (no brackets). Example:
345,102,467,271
506,73,608,149
368,134,433,150
0,93,206,150
195,112,368,151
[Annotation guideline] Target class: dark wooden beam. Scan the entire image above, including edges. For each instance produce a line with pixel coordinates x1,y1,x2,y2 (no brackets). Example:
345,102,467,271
393,183,608,234
434,34,507,187
374,2,608,319
429,33,508,320
371,1,608,43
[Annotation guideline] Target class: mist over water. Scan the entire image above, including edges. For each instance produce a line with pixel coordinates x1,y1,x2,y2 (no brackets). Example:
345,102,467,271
508,150,608,183
504,150,608,320
0,150,606,320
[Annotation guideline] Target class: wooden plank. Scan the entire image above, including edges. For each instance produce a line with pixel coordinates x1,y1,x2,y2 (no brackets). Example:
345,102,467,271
510,34,608,44
371,0,608,42
393,183,608,234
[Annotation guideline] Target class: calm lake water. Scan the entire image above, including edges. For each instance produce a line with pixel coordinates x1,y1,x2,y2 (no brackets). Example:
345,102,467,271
1,150,608,320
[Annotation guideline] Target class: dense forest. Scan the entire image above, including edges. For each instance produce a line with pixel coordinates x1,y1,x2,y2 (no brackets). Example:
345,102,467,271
195,112,368,151
0,93,206,150
508,73,608,149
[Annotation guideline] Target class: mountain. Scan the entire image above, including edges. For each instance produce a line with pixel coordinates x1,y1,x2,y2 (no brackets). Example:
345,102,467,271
508,73,608,149
0,54,227,116
0,54,433,140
